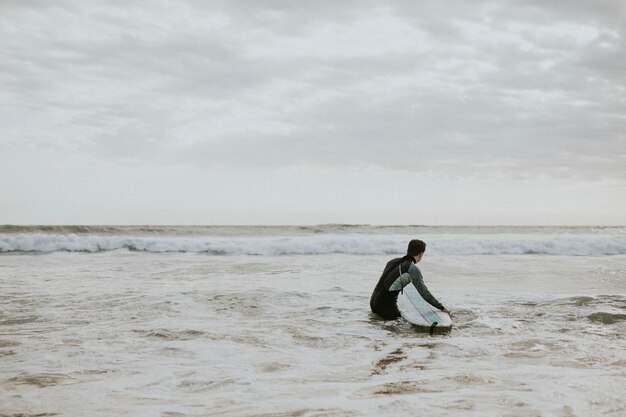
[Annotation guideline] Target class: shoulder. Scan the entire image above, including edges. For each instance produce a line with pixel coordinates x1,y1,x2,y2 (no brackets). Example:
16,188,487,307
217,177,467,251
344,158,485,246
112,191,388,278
408,263,422,276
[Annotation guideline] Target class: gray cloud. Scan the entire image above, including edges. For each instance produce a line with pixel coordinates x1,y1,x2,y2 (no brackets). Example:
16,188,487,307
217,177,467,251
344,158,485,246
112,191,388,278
1,0,625,181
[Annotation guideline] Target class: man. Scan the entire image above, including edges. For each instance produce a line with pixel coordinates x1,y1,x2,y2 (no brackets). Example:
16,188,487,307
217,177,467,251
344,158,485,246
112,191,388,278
370,239,450,319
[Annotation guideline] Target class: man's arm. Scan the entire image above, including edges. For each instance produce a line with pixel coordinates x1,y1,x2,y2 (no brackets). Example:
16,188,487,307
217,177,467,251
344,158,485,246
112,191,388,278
408,264,447,312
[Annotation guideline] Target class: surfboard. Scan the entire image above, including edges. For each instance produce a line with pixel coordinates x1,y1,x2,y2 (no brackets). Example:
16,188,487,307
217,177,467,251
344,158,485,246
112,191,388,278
397,284,452,334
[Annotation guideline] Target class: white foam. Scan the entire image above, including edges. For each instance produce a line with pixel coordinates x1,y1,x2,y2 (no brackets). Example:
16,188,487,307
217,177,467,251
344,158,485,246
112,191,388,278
1,249,625,416
1,232,625,255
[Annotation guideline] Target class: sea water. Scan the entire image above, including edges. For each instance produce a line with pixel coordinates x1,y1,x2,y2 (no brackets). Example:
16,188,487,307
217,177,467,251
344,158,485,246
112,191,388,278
1,226,625,417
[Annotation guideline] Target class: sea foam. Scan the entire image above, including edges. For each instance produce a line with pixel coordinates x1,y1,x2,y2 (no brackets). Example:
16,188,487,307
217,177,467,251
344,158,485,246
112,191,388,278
1,233,625,256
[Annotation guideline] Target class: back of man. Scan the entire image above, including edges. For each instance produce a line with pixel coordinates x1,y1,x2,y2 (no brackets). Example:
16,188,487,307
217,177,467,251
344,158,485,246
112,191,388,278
369,255,414,319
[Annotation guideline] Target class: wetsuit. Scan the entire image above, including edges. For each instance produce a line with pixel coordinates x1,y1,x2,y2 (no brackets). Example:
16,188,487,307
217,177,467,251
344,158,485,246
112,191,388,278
370,255,445,319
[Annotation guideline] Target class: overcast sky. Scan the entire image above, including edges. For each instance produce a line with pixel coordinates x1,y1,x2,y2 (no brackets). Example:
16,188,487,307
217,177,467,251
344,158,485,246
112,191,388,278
1,0,625,225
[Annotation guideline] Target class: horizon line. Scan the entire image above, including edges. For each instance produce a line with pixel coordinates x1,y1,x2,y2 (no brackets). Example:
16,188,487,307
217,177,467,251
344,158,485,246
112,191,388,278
2,224,624,228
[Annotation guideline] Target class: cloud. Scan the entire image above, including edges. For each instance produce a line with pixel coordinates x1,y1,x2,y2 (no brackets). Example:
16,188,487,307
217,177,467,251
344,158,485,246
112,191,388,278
1,0,625,182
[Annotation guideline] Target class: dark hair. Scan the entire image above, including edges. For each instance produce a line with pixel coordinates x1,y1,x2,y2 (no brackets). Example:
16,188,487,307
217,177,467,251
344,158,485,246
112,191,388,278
407,239,426,256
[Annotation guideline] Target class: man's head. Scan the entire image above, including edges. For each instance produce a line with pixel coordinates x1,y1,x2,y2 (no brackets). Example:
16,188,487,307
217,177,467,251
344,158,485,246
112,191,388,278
407,239,426,262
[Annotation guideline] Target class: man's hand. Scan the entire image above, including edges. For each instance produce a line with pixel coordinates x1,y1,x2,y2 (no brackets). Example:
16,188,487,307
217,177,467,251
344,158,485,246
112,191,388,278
442,307,451,315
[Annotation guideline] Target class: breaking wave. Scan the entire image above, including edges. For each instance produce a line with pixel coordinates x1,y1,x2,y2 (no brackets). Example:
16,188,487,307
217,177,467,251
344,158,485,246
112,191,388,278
1,233,625,256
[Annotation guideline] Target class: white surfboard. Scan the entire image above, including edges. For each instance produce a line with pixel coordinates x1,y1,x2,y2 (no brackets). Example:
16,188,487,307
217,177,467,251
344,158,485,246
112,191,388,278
397,284,452,333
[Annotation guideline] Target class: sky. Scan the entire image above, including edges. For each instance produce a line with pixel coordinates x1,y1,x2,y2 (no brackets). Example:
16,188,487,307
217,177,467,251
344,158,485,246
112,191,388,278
1,0,625,225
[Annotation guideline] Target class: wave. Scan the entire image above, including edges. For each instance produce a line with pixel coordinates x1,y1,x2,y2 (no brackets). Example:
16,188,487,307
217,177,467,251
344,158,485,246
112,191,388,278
1,233,625,255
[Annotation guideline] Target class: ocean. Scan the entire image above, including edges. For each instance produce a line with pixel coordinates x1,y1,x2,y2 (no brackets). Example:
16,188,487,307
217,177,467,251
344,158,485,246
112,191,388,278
1,225,625,416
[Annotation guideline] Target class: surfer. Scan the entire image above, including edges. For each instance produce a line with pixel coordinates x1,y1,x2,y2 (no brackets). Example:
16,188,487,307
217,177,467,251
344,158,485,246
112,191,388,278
370,239,450,320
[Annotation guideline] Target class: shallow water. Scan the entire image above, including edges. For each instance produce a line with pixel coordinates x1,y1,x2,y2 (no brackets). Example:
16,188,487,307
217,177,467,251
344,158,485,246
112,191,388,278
1,247,625,416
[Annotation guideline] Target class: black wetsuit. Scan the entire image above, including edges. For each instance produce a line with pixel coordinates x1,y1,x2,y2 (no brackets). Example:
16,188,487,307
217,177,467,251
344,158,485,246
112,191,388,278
370,255,445,319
